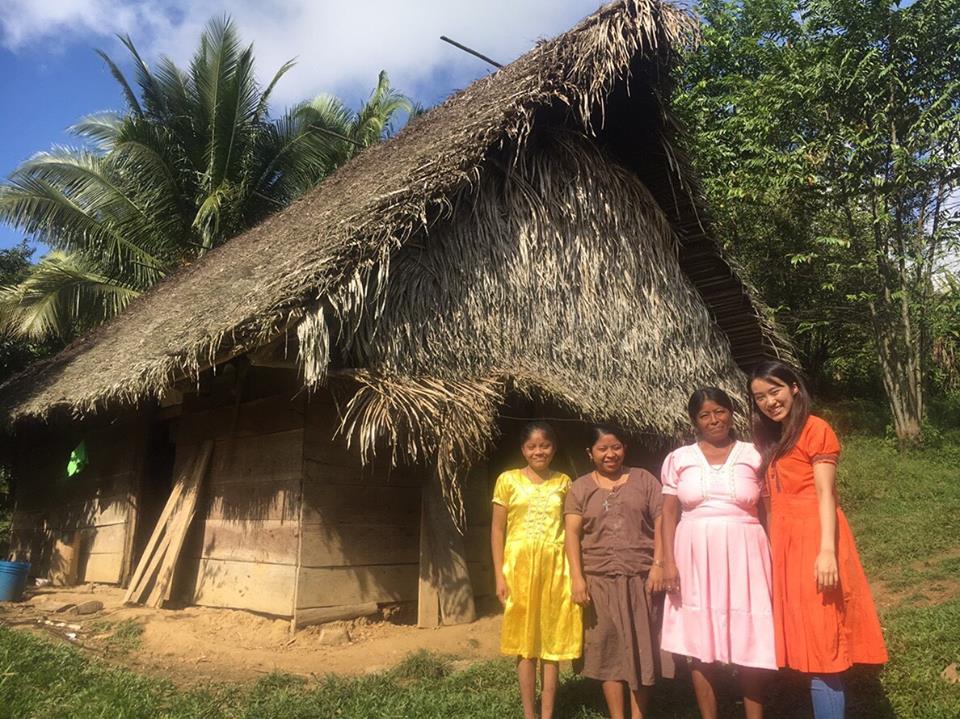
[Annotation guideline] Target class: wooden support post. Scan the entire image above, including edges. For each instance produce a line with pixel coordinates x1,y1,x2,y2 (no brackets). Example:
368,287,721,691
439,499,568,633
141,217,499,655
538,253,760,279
417,489,441,628
417,474,476,627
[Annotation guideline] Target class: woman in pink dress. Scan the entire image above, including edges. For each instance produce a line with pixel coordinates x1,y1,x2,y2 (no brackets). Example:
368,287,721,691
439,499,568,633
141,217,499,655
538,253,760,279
659,388,776,719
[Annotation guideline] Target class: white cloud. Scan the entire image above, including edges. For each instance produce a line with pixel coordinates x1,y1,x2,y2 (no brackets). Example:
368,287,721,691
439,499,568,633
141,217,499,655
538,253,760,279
1,0,602,109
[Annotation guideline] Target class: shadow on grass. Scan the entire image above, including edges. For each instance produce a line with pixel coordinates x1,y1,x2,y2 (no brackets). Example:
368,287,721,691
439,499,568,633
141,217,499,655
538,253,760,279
558,664,896,719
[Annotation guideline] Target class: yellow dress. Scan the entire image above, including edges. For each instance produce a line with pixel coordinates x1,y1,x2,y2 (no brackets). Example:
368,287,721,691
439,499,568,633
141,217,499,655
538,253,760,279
493,469,582,660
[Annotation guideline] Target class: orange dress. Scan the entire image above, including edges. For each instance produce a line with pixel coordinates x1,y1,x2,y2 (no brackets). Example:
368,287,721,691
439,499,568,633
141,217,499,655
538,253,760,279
767,415,887,673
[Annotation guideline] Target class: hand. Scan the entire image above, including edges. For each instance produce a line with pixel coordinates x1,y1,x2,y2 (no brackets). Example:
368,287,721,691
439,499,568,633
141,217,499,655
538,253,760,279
571,574,591,605
661,561,681,596
646,565,665,594
814,550,839,593
496,574,510,605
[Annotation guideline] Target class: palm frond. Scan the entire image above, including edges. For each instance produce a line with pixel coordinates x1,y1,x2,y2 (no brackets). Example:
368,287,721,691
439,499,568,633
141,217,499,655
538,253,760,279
0,162,168,285
119,34,167,119
69,112,124,150
256,58,296,122
0,250,141,341
94,49,142,117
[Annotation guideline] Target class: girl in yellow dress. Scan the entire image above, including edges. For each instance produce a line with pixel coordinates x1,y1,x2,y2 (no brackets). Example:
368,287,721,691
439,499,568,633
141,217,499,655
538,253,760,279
491,421,583,719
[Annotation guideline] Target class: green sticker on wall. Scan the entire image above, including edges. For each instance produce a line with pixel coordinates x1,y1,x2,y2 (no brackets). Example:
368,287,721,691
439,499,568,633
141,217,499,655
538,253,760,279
66,440,88,477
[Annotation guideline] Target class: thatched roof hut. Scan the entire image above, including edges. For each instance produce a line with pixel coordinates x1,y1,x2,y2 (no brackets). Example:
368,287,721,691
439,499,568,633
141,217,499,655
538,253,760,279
2,0,785,625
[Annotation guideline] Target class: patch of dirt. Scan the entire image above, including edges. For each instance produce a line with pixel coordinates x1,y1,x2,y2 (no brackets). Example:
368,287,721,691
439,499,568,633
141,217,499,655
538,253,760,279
870,547,960,611
1,585,504,685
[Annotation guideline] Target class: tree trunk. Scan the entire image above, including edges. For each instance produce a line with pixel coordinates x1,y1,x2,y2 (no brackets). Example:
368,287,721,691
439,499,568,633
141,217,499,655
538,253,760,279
870,300,923,445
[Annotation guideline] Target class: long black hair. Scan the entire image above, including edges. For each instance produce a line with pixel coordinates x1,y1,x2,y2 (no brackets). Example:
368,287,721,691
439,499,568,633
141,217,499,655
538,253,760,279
748,361,811,472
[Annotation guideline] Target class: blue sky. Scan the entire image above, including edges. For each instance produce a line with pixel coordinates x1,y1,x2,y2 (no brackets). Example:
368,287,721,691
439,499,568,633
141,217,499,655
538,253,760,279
0,0,602,255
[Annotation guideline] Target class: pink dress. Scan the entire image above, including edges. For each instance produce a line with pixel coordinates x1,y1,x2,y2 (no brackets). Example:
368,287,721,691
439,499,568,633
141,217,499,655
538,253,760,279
660,441,776,670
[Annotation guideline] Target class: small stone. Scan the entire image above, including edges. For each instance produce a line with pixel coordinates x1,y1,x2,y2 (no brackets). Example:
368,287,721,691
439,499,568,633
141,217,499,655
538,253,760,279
941,663,959,684
318,626,351,645
72,600,104,615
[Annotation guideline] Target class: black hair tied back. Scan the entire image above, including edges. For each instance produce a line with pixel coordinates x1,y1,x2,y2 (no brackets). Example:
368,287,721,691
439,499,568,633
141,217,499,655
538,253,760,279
520,420,557,446
587,424,625,448
687,387,736,424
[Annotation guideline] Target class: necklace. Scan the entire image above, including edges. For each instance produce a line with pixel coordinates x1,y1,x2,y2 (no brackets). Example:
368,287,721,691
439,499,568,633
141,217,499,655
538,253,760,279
593,470,628,512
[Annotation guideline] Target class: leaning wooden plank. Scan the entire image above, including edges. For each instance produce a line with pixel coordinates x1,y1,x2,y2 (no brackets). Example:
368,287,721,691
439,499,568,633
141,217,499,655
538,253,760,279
122,461,189,603
147,440,213,607
294,602,378,630
125,529,172,605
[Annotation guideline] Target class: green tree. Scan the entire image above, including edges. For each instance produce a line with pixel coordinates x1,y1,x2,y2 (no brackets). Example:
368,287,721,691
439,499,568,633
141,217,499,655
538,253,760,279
678,0,960,443
0,17,411,341
0,241,58,383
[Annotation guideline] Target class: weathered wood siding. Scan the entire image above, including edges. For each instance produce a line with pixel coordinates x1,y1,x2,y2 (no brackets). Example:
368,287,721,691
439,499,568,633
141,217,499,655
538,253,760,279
295,395,423,612
10,419,145,584
175,367,304,617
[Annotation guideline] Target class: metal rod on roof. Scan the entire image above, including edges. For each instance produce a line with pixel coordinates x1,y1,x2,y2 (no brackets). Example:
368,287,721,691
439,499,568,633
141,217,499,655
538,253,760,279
440,36,503,69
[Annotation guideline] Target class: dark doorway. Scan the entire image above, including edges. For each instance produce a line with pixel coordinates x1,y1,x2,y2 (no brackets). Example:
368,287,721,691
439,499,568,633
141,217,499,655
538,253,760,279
132,420,177,569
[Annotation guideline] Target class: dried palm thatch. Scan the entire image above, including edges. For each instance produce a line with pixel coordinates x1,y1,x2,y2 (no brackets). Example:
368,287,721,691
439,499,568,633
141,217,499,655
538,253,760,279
0,0,782,446
311,131,748,518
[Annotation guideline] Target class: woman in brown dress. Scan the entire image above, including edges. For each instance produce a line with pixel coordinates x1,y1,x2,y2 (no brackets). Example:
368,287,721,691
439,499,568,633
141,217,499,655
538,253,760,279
564,425,672,719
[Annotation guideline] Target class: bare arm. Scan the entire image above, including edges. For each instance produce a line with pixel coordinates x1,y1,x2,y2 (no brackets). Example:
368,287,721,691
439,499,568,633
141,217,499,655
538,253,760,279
660,494,681,594
564,514,590,604
812,462,839,592
491,503,509,604
646,515,666,593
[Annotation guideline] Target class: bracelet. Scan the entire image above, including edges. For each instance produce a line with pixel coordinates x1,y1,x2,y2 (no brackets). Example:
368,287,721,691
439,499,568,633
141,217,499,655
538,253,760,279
652,560,664,568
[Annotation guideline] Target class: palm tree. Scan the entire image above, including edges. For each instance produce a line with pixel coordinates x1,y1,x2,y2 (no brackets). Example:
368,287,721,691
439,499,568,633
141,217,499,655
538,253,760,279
0,17,412,341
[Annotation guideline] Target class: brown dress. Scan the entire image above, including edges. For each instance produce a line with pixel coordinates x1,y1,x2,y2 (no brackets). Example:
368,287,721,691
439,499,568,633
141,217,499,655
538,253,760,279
564,468,675,689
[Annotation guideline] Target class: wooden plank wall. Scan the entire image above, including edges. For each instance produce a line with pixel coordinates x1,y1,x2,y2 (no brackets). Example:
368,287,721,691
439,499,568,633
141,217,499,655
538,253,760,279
462,464,495,600
176,366,305,616
296,396,423,614
298,396,497,616
10,420,145,584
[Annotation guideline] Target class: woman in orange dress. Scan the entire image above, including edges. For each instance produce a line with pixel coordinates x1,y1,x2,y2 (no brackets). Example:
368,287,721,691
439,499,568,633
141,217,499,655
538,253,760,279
748,361,887,718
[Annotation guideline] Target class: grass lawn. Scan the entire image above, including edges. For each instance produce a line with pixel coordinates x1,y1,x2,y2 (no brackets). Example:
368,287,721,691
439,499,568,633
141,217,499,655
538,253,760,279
1,435,958,718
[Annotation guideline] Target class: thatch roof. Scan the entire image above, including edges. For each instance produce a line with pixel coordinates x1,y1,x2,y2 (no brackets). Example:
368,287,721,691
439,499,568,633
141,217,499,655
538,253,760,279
0,0,785,439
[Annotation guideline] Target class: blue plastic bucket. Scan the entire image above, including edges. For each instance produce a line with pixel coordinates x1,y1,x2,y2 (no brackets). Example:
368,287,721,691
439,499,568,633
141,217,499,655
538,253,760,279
0,561,31,601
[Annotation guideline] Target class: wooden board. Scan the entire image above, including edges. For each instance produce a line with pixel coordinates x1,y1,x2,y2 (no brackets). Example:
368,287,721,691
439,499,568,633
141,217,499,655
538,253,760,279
79,552,124,583
297,565,419,608
299,523,419,567
207,429,303,486
78,524,128,556
302,458,421,487
197,519,299,565
148,441,212,605
205,479,300,522
293,603,378,630
419,476,476,626
48,494,131,530
193,558,296,616
300,484,420,526
468,561,495,597
174,395,305,444
417,491,440,628
462,525,492,564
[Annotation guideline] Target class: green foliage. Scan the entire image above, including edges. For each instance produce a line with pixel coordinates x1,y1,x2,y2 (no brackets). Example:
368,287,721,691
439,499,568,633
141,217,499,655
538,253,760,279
0,18,412,342
0,241,59,383
678,0,960,436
